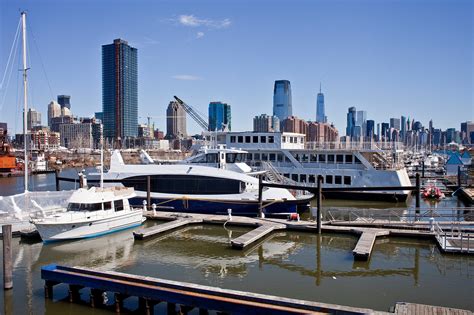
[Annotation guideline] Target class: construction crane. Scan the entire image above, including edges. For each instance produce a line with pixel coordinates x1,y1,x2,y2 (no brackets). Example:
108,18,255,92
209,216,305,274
174,96,209,131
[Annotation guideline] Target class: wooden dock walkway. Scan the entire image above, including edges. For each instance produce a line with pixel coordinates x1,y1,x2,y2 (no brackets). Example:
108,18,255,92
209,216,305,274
231,223,286,249
41,264,377,314
393,302,473,315
133,218,203,240
353,230,390,260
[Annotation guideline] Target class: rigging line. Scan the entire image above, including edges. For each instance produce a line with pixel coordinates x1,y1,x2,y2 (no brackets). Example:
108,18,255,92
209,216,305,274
0,17,22,111
0,17,21,90
27,19,55,101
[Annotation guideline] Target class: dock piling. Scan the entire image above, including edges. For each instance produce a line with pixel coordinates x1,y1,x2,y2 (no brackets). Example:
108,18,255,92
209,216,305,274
44,280,57,299
2,224,13,290
90,288,104,308
415,173,420,210
147,175,151,210
139,297,157,315
317,175,323,234
258,175,263,218
68,284,82,303
55,169,60,191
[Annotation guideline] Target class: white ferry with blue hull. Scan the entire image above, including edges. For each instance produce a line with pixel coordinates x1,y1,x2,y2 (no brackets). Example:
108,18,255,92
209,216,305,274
103,151,308,216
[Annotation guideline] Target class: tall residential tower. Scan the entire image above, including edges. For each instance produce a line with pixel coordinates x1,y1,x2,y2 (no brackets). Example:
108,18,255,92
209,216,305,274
273,80,292,122
102,39,138,142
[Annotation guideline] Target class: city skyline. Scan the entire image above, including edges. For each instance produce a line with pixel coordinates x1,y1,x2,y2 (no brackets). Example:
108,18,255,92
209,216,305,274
0,0,472,135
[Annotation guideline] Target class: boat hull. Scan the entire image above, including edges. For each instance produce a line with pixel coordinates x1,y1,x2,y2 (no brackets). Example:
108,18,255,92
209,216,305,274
321,191,409,202
35,211,145,243
129,196,306,216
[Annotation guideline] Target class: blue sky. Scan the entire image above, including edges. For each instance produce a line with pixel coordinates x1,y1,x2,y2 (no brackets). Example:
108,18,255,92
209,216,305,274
1,0,472,135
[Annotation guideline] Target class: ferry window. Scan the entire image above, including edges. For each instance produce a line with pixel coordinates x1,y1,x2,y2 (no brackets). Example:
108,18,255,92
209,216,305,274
254,153,260,160
268,136,274,143
355,156,361,164
302,154,309,162
300,137,304,144
335,176,342,184
260,136,266,143
253,135,259,143
261,153,268,160
319,154,326,162
310,154,317,162
294,154,301,161
230,136,236,143
122,175,243,195
336,155,344,163
245,136,251,143
309,175,316,183
238,136,243,143
345,154,353,163
246,153,252,161
114,199,124,211
103,202,112,210
282,136,286,142
284,173,290,178
300,174,307,182
269,153,276,161
291,174,298,181
277,154,283,162
326,175,333,184
344,176,351,185
285,156,291,162
327,155,335,163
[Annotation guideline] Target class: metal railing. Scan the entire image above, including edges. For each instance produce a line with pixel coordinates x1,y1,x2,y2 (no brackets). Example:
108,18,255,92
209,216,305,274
433,221,473,253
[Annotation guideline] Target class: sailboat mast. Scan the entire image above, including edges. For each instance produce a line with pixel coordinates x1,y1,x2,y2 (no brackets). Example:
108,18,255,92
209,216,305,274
21,11,29,192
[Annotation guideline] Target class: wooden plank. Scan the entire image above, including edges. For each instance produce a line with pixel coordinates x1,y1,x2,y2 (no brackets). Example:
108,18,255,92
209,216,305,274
133,219,202,240
231,225,280,249
394,302,473,315
41,264,377,315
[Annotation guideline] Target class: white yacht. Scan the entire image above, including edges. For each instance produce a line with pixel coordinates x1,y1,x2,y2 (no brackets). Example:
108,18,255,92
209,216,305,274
199,131,412,202
98,150,310,216
32,186,145,242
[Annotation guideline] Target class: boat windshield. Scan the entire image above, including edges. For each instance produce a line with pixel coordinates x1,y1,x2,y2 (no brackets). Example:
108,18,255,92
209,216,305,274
67,203,104,211
226,153,244,163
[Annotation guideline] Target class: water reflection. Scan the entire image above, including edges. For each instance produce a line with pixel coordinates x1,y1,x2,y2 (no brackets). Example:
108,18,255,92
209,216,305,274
1,224,473,314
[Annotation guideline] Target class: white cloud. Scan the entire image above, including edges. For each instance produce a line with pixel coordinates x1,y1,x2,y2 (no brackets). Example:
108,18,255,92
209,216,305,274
172,74,203,81
177,14,231,29
196,32,205,39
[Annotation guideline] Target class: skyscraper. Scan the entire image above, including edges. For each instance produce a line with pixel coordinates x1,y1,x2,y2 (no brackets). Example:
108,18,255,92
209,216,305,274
346,107,356,137
366,120,375,139
381,122,390,140
355,110,367,138
390,118,401,130
47,101,61,127
208,102,231,131
273,80,292,121
166,101,187,139
102,39,138,142
27,108,41,130
316,83,325,123
57,95,71,109
401,116,407,141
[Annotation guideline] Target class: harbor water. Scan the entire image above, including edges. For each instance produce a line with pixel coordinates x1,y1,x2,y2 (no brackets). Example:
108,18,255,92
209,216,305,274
0,172,473,313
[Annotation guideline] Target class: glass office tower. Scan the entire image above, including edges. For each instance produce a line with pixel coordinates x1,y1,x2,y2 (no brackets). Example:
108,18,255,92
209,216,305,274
208,102,231,131
102,39,138,141
273,80,292,121
316,84,325,123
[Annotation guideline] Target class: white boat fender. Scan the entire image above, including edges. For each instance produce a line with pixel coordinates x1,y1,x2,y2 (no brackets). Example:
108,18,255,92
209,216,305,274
227,208,232,221
152,203,157,215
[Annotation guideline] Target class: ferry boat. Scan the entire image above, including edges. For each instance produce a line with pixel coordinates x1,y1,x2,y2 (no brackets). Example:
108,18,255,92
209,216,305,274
32,186,145,242
199,131,412,202
100,150,310,216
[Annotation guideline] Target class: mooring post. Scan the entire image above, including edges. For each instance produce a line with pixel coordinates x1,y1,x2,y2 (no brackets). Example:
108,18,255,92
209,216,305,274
139,297,157,315
55,169,60,191
147,175,151,210
457,166,462,188
44,280,56,299
114,293,124,313
2,225,13,290
317,175,322,234
415,173,420,212
421,160,425,178
90,288,104,308
258,174,264,218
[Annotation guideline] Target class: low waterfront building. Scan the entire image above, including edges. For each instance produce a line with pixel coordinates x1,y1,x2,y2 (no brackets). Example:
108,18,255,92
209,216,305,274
59,120,101,149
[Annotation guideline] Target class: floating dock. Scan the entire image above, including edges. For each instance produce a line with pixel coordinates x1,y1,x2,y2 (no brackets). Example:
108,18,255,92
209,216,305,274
41,264,473,315
353,230,390,260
